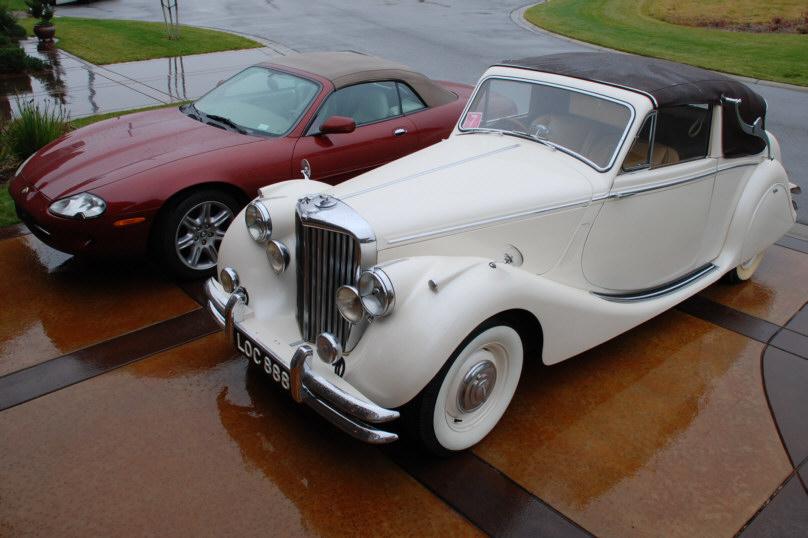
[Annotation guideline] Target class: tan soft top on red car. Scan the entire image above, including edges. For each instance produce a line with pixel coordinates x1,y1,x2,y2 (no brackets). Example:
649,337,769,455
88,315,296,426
264,51,459,107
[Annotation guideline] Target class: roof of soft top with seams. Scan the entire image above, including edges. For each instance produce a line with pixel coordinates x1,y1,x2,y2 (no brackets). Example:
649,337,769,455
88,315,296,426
500,52,766,120
263,51,458,107
499,52,769,157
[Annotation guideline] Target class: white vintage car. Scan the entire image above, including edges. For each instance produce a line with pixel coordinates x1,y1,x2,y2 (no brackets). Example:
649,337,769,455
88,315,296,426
205,52,798,455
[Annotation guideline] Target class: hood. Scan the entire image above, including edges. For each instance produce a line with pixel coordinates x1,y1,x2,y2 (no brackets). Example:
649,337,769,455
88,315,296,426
327,134,594,249
20,108,261,199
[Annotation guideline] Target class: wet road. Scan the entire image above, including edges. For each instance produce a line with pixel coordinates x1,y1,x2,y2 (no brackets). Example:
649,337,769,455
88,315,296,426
1,223,807,535
54,0,808,223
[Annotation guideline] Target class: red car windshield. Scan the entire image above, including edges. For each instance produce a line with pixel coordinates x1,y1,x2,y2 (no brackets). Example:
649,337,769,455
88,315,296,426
194,66,321,137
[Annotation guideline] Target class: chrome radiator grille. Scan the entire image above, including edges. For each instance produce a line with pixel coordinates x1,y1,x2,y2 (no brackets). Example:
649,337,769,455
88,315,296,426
296,220,361,344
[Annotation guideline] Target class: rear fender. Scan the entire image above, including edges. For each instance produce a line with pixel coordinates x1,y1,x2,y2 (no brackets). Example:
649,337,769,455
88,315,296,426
723,159,795,265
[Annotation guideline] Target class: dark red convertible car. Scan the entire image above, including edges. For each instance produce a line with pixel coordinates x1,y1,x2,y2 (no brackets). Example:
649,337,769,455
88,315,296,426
10,51,472,278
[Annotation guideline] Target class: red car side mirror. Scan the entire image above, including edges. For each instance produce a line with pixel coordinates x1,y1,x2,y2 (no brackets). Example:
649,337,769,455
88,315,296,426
320,116,356,134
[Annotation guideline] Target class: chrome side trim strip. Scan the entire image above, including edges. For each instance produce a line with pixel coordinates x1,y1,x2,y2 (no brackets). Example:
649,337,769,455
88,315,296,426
609,162,757,200
388,198,590,245
592,264,718,302
609,169,716,199
341,144,521,200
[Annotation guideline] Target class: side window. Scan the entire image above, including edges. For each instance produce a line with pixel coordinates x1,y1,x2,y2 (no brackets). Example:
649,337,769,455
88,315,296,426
655,104,711,162
397,82,426,114
308,81,400,133
622,114,655,172
621,104,712,172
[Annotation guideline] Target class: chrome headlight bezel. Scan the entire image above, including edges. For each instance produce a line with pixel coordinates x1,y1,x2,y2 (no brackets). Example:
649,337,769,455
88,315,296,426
220,267,239,293
336,285,364,324
245,201,272,242
357,267,395,318
48,192,107,219
266,240,290,275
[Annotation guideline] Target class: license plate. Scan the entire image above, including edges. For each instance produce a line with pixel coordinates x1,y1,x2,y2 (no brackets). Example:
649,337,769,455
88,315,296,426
235,329,291,391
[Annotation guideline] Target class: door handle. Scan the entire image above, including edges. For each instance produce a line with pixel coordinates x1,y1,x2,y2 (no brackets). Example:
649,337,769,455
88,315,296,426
394,128,407,136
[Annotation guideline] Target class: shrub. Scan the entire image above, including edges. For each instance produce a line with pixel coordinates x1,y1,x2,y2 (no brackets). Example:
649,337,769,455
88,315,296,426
0,43,25,73
1,1,25,37
5,97,69,162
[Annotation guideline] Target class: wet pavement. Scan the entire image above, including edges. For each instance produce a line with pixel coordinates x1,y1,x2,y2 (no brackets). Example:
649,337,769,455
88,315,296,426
1,38,291,119
1,222,807,536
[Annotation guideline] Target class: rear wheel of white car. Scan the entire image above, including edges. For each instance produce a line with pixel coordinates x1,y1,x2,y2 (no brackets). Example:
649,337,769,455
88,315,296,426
723,251,764,284
413,320,523,456
156,189,240,280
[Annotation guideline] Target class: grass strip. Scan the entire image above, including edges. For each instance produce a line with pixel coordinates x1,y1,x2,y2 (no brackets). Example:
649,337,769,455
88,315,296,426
524,0,807,86
18,17,261,65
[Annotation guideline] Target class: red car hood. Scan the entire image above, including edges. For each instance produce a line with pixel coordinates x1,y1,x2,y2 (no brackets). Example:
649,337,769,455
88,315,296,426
21,107,261,200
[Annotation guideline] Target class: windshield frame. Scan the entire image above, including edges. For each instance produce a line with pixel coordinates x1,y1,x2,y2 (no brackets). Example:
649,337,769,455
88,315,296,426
458,75,636,172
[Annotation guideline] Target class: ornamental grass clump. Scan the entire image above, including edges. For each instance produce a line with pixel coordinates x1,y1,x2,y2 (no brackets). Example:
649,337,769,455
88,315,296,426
5,97,69,162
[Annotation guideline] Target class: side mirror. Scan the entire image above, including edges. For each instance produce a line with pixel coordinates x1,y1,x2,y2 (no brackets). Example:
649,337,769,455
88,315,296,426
320,116,356,134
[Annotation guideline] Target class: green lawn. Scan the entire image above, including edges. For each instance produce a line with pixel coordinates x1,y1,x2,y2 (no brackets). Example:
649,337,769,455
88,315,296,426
17,17,261,65
525,0,807,86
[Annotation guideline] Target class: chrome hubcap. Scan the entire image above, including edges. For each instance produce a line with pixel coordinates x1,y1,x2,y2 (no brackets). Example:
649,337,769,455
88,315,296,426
456,359,497,413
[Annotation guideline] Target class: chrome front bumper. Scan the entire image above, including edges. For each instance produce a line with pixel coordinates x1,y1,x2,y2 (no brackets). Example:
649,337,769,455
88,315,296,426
204,277,399,444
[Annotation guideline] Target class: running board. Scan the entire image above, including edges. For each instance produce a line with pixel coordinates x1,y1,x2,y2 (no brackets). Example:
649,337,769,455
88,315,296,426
592,264,718,303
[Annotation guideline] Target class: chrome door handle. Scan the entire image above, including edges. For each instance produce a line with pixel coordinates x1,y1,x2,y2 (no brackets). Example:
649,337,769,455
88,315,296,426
394,128,407,136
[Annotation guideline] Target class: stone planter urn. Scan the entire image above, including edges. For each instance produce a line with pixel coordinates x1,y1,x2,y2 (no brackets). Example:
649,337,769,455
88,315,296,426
33,23,55,41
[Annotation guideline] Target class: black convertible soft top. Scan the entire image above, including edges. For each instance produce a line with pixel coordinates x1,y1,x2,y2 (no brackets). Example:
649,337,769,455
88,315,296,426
502,52,768,156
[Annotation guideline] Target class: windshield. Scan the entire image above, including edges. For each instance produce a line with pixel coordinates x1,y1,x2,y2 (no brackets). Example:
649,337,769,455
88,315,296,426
193,66,320,137
460,77,633,170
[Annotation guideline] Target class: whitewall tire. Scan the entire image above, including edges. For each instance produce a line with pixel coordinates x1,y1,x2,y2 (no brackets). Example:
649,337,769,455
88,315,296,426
414,320,524,456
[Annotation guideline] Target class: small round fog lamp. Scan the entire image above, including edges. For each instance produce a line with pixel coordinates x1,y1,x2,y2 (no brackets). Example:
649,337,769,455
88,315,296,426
266,240,290,274
245,202,271,242
336,285,364,324
316,332,343,364
220,267,239,293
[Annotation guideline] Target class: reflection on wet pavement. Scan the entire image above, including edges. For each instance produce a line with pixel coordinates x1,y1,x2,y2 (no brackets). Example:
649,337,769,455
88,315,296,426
0,236,199,376
700,245,808,325
476,311,792,537
1,39,281,120
1,230,807,535
0,335,481,536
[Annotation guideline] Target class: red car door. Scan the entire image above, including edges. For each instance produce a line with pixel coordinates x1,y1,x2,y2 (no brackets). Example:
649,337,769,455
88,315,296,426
291,81,421,185
292,117,419,185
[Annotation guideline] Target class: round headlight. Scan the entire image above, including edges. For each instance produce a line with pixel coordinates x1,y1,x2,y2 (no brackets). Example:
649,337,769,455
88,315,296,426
316,332,343,364
245,202,271,242
358,268,395,318
336,285,364,324
220,267,239,293
266,240,290,275
49,192,106,219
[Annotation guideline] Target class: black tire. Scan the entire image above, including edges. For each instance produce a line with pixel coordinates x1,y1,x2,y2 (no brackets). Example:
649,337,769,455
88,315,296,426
408,318,524,457
153,189,240,280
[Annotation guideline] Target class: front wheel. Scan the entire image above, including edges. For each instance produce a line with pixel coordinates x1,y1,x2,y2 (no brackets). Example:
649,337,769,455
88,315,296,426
412,320,524,456
154,189,240,280
723,251,764,284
